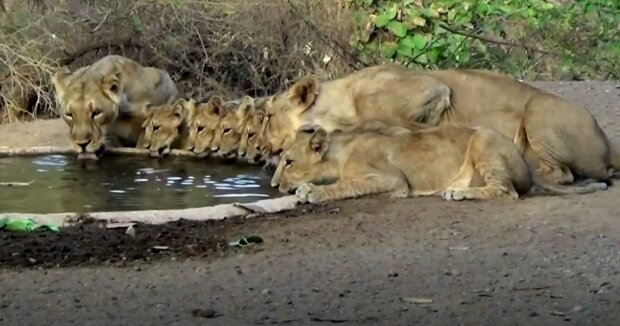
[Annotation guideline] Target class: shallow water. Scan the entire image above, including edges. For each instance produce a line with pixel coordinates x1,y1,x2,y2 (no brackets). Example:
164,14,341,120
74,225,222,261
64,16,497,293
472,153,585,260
0,155,282,214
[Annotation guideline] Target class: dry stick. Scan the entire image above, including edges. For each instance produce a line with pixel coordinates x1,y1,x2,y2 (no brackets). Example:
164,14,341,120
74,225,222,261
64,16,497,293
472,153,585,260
0,146,198,158
0,180,35,187
437,23,553,55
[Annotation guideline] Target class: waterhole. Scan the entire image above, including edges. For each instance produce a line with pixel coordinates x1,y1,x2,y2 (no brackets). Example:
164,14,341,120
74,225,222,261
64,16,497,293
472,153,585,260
0,155,282,214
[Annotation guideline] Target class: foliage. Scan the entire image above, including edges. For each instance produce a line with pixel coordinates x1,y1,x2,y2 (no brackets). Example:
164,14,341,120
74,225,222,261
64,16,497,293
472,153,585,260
347,0,620,79
0,0,352,123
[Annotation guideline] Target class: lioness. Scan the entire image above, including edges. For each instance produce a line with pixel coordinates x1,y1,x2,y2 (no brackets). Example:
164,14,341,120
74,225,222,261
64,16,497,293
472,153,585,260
138,98,193,158
271,124,608,204
52,55,179,159
209,95,272,164
185,95,240,157
263,64,620,186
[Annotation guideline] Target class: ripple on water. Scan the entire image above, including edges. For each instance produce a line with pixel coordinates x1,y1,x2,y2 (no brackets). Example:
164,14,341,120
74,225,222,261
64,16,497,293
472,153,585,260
0,154,281,214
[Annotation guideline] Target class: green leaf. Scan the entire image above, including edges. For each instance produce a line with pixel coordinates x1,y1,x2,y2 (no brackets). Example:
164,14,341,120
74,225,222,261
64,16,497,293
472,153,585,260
540,2,555,10
375,14,392,28
411,34,427,50
381,42,398,58
415,53,429,64
396,42,413,58
387,21,408,38
427,48,442,64
456,49,471,64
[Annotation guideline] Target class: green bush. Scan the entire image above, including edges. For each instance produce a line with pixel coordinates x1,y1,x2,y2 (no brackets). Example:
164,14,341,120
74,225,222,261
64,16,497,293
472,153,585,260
347,0,619,79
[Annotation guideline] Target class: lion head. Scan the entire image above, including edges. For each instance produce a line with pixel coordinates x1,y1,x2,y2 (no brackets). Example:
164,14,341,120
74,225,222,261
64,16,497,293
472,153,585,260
210,95,254,160
185,96,238,157
52,67,124,159
140,98,190,158
238,96,271,164
262,76,319,156
271,125,329,193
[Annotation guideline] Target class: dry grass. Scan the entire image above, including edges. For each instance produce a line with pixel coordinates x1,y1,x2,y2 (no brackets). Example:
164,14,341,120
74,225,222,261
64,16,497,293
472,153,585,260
0,0,357,123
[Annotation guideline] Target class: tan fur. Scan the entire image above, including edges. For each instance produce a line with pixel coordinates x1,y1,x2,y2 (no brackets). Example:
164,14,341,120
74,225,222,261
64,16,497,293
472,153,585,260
209,95,272,164
52,55,179,158
263,64,620,186
138,98,193,158
271,124,608,204
184,96,240,157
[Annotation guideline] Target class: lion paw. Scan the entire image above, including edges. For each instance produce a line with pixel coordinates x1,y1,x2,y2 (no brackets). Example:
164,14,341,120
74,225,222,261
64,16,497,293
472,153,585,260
441,188,466,201
388,188,409,199
592,182,608,191
295,183,314,203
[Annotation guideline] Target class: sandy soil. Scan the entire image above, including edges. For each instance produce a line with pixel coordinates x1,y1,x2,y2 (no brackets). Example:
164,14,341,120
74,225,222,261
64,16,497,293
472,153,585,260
1,81,620,325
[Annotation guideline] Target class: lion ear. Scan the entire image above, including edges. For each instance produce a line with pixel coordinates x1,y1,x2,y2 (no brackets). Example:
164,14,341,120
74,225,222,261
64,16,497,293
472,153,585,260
289,76,319,112
171,100,188,121
205,96,224,115
237,95,254,119
52,67,72,99
102,72,122,104
309,127,328,155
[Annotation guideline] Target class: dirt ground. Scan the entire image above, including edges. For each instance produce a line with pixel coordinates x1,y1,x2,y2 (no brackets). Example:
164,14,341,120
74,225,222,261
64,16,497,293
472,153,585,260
1,81,620,325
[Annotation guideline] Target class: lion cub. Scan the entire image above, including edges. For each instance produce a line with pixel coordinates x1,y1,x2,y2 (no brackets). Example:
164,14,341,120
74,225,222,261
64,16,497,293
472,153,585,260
184,96,240,157
271,124,608,204
52,55,179,160
209,95,272,164
138,99,194,158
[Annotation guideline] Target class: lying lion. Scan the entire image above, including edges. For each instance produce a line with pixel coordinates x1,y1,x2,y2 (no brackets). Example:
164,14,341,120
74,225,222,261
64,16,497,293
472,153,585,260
52,55,179,159
263,64,620,186
271,124,608,204
138,98,194,158
209,95,272,164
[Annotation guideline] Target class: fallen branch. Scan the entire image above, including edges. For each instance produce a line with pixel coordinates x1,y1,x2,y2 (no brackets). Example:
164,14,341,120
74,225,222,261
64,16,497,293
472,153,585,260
438,23,553,55
0,146,198,157
0,180,35,187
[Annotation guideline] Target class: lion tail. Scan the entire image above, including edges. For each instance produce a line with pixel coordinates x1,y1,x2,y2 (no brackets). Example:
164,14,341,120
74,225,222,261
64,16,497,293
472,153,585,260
530,174,607,196
608,140,620,178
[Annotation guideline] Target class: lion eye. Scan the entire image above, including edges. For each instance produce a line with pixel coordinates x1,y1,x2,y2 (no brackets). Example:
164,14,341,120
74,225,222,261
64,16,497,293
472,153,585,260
153,125,161,132
65,112,73,119
224,128,232,134
285,159,294,167
248,132,256,138
197,126,205,133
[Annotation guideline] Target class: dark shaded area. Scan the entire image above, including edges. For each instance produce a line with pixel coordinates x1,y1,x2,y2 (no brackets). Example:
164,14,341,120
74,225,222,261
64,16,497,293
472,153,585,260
0,219,233,268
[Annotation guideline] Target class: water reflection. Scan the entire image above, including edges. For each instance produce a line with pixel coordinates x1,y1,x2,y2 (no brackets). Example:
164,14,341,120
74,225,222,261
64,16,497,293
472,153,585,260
0,155,281,214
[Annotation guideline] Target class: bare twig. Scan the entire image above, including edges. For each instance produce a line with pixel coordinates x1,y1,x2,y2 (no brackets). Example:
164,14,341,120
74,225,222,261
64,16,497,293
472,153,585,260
438,23,553,55
0,180,35,187
90,9,112,33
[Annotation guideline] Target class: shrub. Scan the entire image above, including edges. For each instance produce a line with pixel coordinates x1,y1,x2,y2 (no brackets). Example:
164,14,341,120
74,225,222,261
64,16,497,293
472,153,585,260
0,0,354,123
347,0,619,79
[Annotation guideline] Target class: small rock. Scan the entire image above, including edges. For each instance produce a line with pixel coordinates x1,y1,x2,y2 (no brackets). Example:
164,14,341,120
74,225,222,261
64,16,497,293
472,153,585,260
311,287,320,293
125,225,136,238
261,289,271,295
388,271,399,277
191,308,217,319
